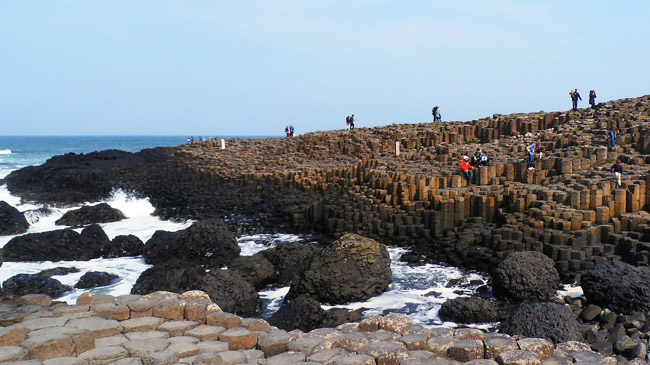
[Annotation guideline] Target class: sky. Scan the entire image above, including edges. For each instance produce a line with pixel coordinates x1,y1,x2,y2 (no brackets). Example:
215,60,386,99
1,1,649,136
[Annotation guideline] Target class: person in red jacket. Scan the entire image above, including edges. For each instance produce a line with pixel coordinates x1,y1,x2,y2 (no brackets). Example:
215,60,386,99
460,155,473,184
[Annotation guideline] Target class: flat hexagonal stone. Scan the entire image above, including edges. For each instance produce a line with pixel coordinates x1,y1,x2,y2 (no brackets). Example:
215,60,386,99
242,348,265,363
401,333,428,350
265,351,306,365
206,312,243,329
242,318,271,332
455,328,485,341
92,303,130,321
53,305,90,316
194,350,247,364
183,299,210,324
306,347,347,363
0,346,27,362
359,340,408,360
42,356,88,365
426,336,456,357
157,320,199,337
78,345,129,363
17,317,68,331
153,299,186,321
143,350,180,365
120,316,165,333
325,353,375,364
122,338,170,357
218,327,257,350
124,330,169,341
101,357,144,365
379,313,412,334
95,334,129,347
429,327,455,338
0,326,30,346
127,298,157,313
195,340,229,353
167,340,200,358
21,332,75,360
448,339,485,362
484,336,518,358
287,336,333,356
17,294,53,307
496,350,542,365
517,338,554,360
168,336,200,344
334,332,370,353
357,316,381,332
179,290,211,301
185,325,226,341
258,329,292,357
28,326,84,340
307,328,343,340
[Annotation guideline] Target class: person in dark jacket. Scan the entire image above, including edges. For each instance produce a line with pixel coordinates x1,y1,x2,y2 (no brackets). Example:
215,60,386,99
607,112,621,148
432,106,442,122
349,115,355,130
570,89,582,112
589,90,597,109
610,160,623,187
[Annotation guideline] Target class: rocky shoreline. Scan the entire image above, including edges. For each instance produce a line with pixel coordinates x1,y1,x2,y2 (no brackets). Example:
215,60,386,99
1,96,650,363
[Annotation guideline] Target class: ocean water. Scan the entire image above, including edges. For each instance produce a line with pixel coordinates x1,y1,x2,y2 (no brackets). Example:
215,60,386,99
0,136,489,327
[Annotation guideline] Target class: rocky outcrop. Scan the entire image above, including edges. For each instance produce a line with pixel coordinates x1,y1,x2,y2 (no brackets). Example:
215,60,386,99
36,267,80,278
499,302,583,344
143,219,239,266
2,229,102,261
286,233,391,305
581,260,650,314
80,224,110,251
492,251,560,302
228,254,277,290
74,271,119,289
130,259,261,316
268,294,326,332
104,234,144,258
0,201,29,235
55,203,126,227
2,274,71,298
438,296,499,324
260,241,319,285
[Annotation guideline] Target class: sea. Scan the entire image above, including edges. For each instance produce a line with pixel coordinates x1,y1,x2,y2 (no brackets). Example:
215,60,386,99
0,136,491,328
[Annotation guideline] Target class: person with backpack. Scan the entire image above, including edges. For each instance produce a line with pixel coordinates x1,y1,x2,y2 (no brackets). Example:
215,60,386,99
289,125,295,137
607,112,621,148
610,160,623,187
349,115,355,130
432,106,441,122
589,90,597,109
570,89,582,112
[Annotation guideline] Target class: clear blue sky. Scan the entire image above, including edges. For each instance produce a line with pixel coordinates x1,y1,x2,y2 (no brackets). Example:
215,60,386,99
1,1,648,136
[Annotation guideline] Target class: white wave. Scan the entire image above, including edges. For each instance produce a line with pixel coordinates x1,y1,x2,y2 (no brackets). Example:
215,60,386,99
0,149,11,155
237,233,303,256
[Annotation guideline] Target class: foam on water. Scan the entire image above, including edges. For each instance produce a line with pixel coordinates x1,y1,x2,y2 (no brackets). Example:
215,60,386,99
237,233,306,256
0,149,11,155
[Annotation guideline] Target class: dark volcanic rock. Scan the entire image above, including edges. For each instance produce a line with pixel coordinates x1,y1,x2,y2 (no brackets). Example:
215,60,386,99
499,302,583,344
37,267,80,278
228,254,277,290
285,233,391,305
75,271,119,289
269,294,326,332
143,219,239,266
104,234,143,258
260,241,318,285
2,229,102,261
2,274,72,298
321,308,362,328
55,203,126,227
438,296,499,324
131,259,261,316
0,201,29,235
581,260,650,314
492,251,560,302
81,224,111,250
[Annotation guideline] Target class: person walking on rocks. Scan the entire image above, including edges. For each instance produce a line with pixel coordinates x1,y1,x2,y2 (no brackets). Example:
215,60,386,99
607,112,621,148
285,126,291,137
460,156,473,184
570,89,582,112
346,116,350,129
432,106,441,122
527,141,538,170
589,90,597,109
610,160,623,187
349,115,355,130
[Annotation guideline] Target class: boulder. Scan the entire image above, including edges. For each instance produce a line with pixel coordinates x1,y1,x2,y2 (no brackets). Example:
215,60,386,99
2,274,72,298
104,234,144,258
0,201,29,235
321,308,362,328
285,233,391,304
438,296,499,323
131,259,261,316
581,260,650,314
55,203,126,227
143,219,239,266
499,302,583,344
260,241,319,285
37,267,80,278
74,271,119,289
228,254,277,290
268,294,326,332
80,224,111,250
2,229,102,261
492,251,560,302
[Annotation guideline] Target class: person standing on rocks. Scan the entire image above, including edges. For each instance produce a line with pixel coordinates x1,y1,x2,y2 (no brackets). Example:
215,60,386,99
349,115,355,130
346,115,350,129
589,90,597,109
527,141,538,170
607,112,621,148
432,106,441,122
570,89,581,112
460,155,473,184
610,160,623,187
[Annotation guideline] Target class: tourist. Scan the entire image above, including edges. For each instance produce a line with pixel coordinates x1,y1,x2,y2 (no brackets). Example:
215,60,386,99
607,112,621,148
187,137,191,144
460,156,473,184
480,152,490,166
471,148,482,167
350,115,355,130
346,116,350,130
527,141,538,170
589,90,597,109
290,125,295,137
433,106,441,122
285,126,290,137
610,160,623,187
570,89,581,112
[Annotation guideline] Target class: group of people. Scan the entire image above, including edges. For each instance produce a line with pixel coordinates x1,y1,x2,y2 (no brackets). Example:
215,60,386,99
527,141,543,170
346,115,355,130
459,148,490,183
570,89,598,112
285,125,295,137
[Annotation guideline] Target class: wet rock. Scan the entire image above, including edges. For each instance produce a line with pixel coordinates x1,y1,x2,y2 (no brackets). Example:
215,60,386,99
580,304,602,322
228,254,277,290
3,228,103,261
321,308,362,328
260,241,319,285
0,201,29,235
143,219,239,266
581,260,650,314
286,233,391,305
499,302,583,344
2,274,72,298
80,223,111,249
104,234,144,258
55,203,126,227
268,294,326,332
439,296,498,323
74,271,119,289
37,267,80,278
492,251,560,302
